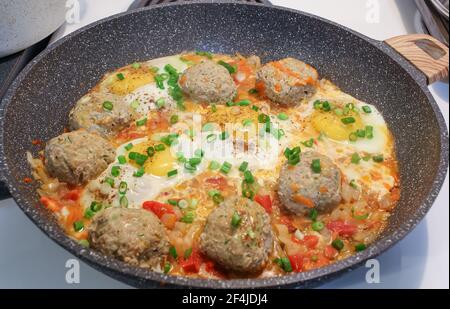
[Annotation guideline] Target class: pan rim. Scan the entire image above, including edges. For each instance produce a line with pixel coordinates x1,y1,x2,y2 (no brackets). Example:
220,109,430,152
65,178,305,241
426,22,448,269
0,0,448,288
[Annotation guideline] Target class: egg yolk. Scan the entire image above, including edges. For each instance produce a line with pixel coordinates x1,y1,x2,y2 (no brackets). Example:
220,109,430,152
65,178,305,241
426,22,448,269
128,141,177,177
311,110,364,141
108,68,154,95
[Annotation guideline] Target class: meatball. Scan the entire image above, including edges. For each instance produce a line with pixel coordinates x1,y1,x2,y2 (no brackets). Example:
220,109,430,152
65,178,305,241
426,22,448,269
88,207,170,268
200,197,273,273
256,57,319,105
69,92,134,137
278,151,341,215
44,130,115,185
179,60,237,104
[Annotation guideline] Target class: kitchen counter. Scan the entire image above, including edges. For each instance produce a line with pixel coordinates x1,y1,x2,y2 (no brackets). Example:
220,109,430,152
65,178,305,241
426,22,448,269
0,0,448,288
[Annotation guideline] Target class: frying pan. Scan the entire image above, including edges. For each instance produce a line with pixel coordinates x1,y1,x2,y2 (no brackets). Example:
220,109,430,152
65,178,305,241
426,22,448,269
0,1,448,288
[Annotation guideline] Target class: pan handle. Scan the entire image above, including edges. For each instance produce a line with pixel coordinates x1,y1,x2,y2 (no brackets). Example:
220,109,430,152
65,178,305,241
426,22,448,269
385,34,449,85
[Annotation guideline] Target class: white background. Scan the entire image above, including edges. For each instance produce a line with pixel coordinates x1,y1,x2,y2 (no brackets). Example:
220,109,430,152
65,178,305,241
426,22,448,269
0,0,448,288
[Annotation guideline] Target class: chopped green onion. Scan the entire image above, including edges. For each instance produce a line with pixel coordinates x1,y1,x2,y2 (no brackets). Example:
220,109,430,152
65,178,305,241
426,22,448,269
133,167,145,177
217,60,236,74
277,113,289,120
169,246,178,259
124,143,133,151
90,201,103,212
156,98,165,109
248,88,258,95
275,257,293,272
313,100,322,110
178,199,189,209
362,106,372,113
160,134,178,146
237,99,251,106
119,181,128,194
206,133,217,143
181,212,195,223
116,73,125,80
154,75,165,89
135,153,149,166
349,179,358,189
242,119,253,127
118,155,126,164
202,122,215,132
365,126,374,139
349,132,358,142
356,129,366,138
120,195,128,208
195,51,213,59
147,146,155,157
131,62,140,69
194,149,204,158
167,199,178,206
341,117,356,125
351,153,361,164
251,105,259,112
352,207,369,220
231,211,242,228
102,101,113,111
167,169,178,177
220,161,232,174
111,166,120,177
355,243,367,252
104,177,114,187
363,155,371,161
164,262,171,274
184,162,197,172
311,159,321,173
373,154,384,163
302,138,314,148
258,113,270,123
211,104,217,112
188,157,201,166
208,160,220,170
220,131,229,140
184,248,193,259
309,208,318,221
128,152,137,160
243,170,254,184
170,114,179,125
226,101,234,107
155,144,165,151
334,108,343,116
212,193,224,204
321,101,331,111
312,221,324,231
84,208,95,219
136,118,147,126
273,128,285,140
332,239,344,251
238,161,248,172
73,221,84,232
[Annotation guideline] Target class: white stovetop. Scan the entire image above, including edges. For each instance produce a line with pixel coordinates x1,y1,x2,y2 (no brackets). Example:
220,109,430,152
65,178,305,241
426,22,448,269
0,0,448,289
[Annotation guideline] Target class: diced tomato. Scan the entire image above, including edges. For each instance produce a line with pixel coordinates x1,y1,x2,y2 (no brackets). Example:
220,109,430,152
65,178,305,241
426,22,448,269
327,220,357,237
142,201,175,219
303,235,319,249
254,195,272,213
40,196,61,212
288,254,304,272
180,249,202,273
324,245,339,260
63,189,81,201
205,176,228,189
205,260,225,278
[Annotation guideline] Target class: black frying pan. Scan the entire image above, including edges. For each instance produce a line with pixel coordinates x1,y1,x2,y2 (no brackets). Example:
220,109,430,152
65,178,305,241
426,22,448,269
0,1,448,288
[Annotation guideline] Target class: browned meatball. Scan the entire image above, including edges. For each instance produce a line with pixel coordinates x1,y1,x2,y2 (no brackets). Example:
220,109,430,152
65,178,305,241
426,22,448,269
200,197,273,273
256,57,319,105
278,151,341,215
179,60,237,104
44,130,115,185
88,207,170,268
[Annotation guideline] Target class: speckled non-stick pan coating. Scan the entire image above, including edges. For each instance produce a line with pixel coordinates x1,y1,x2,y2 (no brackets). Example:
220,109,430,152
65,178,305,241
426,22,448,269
0,1,448,288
